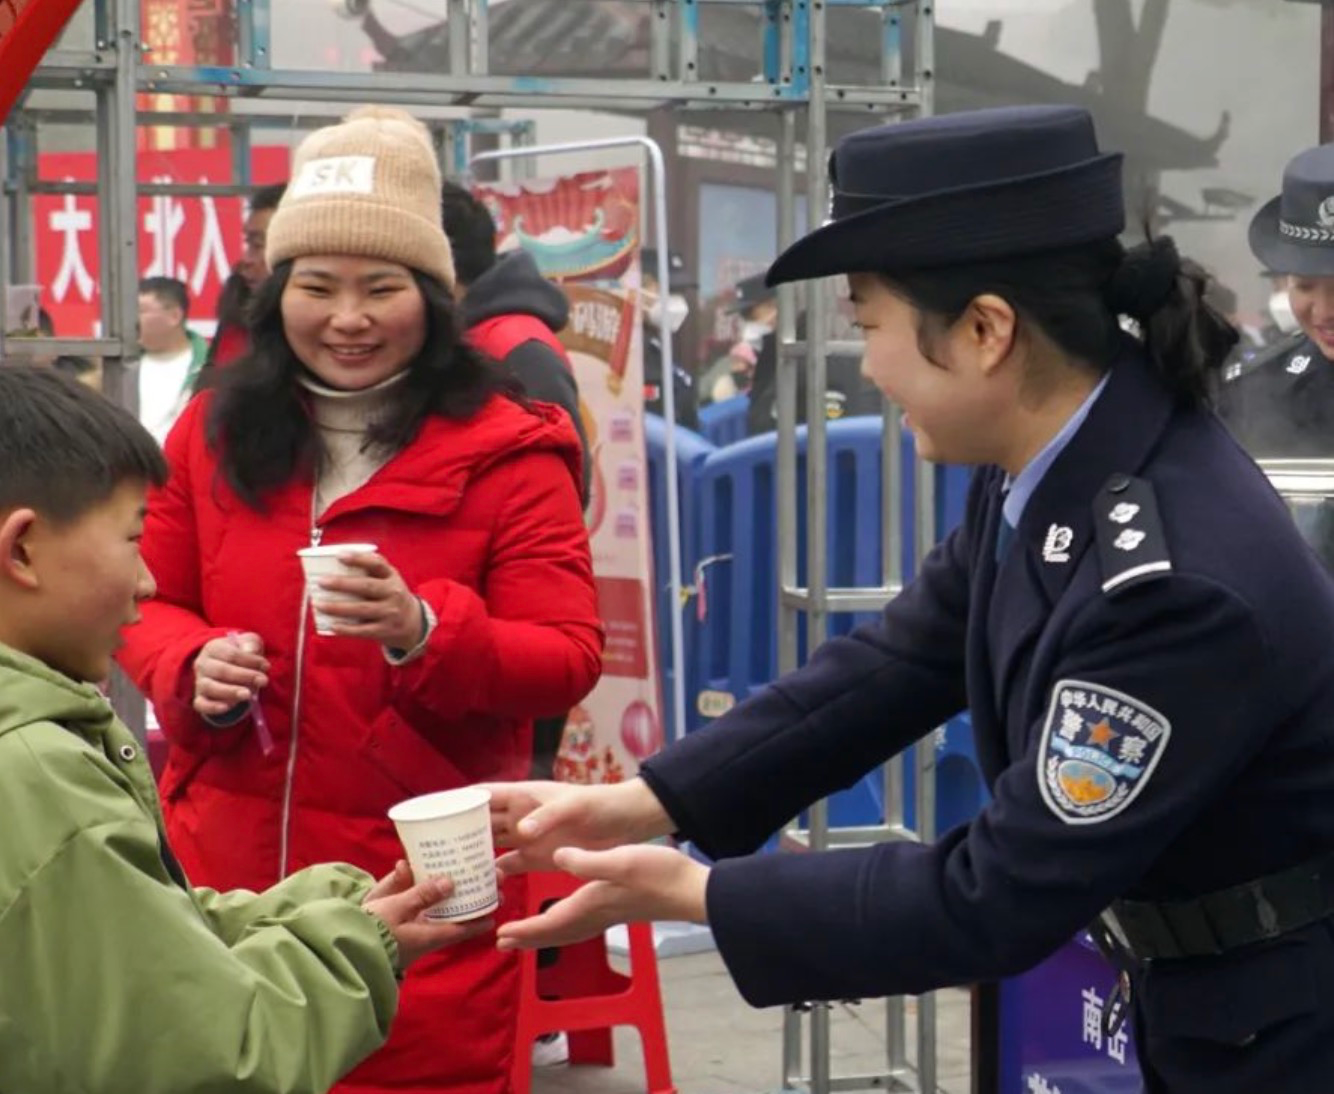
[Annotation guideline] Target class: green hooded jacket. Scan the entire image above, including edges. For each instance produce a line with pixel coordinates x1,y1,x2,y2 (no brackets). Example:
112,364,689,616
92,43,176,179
0,643,402,1093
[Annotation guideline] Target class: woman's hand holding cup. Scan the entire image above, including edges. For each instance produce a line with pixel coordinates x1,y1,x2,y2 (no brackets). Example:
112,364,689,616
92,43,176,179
306,549,425,650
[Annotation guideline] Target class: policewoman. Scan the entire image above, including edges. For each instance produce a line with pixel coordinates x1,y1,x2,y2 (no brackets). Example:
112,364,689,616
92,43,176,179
1219,142,1334,456
488,106,1334,1094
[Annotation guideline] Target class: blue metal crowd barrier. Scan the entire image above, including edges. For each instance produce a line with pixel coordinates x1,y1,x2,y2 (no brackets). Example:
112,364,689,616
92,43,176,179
696,395,751,448
643,413,985,838
642,415,715,742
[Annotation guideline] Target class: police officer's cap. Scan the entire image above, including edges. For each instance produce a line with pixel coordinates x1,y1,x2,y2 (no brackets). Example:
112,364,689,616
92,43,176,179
726,272,778,314
1249,144,1334,278
642,248,696,292
765,105,1125,287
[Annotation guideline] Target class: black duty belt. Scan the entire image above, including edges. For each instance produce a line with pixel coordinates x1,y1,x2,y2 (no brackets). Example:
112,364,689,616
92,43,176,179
1098,850,1334,963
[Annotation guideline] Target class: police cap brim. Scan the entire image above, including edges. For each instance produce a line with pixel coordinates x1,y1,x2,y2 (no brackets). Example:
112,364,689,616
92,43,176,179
1249,194,1334,279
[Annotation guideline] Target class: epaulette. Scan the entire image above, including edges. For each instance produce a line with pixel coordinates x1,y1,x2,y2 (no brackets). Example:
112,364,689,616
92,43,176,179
1222,330,1308,384
1094,474,1172,596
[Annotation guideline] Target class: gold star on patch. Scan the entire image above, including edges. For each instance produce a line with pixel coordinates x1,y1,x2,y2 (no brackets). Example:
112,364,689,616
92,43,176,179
1087,720,1118,748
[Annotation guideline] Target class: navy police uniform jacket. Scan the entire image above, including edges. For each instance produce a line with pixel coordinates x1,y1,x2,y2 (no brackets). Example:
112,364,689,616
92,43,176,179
1216,332,1334,457
641,348,1334,1047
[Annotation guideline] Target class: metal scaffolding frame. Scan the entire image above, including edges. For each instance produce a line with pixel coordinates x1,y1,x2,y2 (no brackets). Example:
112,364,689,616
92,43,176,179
1,2,936,1090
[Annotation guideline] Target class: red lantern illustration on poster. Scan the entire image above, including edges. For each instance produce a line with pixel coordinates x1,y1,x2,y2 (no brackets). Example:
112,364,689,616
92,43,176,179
619,699,662,762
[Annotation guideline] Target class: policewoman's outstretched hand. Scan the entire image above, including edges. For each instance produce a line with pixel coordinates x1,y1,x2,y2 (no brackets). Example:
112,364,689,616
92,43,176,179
495,845,709,951
363,860,494,968
485,778,673,876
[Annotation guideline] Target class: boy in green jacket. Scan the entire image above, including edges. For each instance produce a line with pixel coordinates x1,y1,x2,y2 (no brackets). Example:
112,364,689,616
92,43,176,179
0,364,488,1093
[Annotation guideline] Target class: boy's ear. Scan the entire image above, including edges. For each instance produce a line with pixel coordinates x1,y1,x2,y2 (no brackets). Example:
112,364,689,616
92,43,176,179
0,509,41,590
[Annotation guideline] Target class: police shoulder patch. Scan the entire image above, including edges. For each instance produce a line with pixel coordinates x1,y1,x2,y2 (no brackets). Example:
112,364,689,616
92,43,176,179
1036,679,1172,826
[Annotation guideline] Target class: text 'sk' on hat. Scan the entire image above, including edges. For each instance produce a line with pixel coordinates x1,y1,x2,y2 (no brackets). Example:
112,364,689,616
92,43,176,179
766,105,1125,287
267,106,456,287
1249,143,1334,278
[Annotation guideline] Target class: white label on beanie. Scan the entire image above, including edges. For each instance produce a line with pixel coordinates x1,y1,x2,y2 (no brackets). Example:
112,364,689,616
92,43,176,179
292,155,376,198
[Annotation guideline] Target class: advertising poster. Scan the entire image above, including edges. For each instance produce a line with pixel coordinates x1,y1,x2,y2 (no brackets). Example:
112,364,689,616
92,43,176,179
473,168,664,781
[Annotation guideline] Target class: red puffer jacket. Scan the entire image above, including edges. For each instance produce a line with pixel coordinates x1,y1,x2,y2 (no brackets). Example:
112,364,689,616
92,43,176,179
118,390,603,1094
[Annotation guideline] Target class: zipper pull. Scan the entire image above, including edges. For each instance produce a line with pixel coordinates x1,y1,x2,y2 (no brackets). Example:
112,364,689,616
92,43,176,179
310,526,323,548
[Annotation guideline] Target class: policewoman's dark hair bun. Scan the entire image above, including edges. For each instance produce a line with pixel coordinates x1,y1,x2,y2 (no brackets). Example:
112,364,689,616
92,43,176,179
1105,236,1180,320
1104,234,1238,405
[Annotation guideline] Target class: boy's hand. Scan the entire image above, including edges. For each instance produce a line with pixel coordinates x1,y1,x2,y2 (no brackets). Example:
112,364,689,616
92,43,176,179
364,861,494,968
193,633,269,717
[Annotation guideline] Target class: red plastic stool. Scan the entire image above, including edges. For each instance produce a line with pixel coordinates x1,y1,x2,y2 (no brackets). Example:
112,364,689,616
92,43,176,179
510,871,676,1094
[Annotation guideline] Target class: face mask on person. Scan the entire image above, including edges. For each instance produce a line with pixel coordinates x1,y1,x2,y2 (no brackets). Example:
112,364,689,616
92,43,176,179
1270,290,1300,334
742,320,773,347
645,292,690,334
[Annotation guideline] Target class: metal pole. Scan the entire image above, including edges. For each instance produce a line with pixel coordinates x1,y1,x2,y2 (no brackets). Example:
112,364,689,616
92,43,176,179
473,0,490,77
777,56,804,1090
884,407,909,1081
471,136,688,750
104,0,148,739
915,8,938,1088
914,467,939,1094
805,3,832,1091
1324,3,1334,143
11,121,35,282
650,0,673,80
0,124,9,364
448,0,473,77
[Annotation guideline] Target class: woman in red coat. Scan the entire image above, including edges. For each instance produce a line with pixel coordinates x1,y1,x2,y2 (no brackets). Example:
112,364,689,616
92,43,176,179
118,106,603,1094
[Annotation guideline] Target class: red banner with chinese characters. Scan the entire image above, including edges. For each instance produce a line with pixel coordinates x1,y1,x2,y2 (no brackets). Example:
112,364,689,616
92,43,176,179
138,0,234,152
32,145,289,335
472,169,665,783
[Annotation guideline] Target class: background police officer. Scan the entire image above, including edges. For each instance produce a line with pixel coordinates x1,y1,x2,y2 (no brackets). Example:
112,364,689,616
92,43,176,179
1218,143,1334,456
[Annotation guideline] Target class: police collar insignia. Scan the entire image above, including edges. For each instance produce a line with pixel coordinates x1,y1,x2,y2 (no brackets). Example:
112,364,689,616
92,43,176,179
1037,679,1172,825
1094,475,1172,595
1043,524,1073,563
1287,354,1312,375
1113,529,1145,551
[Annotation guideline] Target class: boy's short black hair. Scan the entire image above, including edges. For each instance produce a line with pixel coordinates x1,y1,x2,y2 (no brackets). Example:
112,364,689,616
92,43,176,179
0,365,167,523
139,276,190,318
439,180,498,287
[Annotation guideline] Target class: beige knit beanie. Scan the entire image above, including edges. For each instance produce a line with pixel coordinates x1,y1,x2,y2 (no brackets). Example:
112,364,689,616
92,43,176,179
266,106,456,287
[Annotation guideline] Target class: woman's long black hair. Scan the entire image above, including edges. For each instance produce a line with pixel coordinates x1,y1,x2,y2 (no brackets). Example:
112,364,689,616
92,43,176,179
207,260,521,508
884,235,1239,406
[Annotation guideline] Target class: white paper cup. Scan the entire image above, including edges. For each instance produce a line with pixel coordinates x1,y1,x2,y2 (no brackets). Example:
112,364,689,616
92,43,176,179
388,787,499,922
297,543,377,636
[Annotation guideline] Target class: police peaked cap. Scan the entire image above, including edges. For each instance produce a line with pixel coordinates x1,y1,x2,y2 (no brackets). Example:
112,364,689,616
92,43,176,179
766,105,1126,287
726,272,778,314
1250,143,1334,278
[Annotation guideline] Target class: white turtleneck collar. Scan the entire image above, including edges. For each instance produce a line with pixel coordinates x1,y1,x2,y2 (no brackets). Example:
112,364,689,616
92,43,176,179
298,368,410,515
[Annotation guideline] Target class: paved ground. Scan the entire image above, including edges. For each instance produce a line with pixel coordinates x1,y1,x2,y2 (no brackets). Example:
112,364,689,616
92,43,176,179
531,944,973,1094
